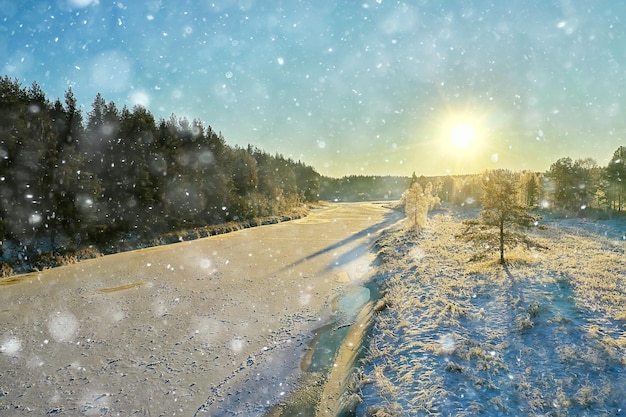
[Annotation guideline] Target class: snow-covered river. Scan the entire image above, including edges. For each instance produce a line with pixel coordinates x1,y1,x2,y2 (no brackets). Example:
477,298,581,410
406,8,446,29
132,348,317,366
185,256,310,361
0,202,403,416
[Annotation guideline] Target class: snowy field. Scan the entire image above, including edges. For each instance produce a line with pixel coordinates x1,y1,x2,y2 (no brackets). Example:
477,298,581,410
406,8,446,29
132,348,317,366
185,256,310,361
357,208,626,416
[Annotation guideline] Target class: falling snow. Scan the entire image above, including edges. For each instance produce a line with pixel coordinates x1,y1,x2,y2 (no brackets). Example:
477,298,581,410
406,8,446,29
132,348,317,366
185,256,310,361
1,1,626,415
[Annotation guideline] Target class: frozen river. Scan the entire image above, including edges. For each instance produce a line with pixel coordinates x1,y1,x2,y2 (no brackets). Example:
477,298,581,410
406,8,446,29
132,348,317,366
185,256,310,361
0,202,402,416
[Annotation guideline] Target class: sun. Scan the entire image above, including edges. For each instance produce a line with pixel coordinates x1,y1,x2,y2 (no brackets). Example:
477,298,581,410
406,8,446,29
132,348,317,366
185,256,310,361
450,123,476,148
437,110,489,173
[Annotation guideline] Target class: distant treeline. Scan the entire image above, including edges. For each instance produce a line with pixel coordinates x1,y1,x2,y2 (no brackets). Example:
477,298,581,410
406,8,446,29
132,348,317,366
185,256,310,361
317,147,626,215
406,147,626,217
0,76,321,257
319,175,412,201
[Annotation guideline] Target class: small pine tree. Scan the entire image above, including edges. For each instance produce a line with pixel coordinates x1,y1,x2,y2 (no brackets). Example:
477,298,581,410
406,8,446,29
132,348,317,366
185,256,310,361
458,169,546,264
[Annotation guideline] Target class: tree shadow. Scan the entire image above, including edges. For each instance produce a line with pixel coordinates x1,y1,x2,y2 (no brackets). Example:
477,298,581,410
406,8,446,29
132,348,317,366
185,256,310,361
502,263,515,280
281,209,404,272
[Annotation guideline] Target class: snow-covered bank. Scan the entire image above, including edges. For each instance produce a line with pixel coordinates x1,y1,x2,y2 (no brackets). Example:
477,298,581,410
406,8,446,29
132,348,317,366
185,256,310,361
356,208,625,416
0,206,311,278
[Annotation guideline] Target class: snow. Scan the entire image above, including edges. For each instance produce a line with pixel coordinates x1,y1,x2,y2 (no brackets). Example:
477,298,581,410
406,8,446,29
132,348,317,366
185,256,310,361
356,207,626,416
0,202,395,416
544,215,626,241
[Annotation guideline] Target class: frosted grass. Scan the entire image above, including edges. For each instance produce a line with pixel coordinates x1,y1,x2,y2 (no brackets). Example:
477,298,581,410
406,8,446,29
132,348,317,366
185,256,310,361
357,208,625,416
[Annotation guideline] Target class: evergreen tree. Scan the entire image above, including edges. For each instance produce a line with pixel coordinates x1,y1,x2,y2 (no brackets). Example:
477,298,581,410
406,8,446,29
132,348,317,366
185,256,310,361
458,169,546,264
0,78,322,259
118,105,158,232
547,157,601,212
605,146,626,211
84,93,107,171
547,157,577,210
294,162,320,203
42,89,86,245
2,79,50,248
520,171,540,208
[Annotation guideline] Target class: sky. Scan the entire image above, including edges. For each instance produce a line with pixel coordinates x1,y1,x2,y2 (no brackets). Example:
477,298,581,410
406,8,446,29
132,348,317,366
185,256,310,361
2,0,626,178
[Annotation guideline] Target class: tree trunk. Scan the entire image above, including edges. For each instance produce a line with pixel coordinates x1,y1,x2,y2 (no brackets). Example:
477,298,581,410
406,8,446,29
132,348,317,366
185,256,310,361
499,218,505,264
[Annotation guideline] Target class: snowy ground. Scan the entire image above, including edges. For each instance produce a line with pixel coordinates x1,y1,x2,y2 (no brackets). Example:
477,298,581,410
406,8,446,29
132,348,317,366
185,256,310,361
357,207,626,416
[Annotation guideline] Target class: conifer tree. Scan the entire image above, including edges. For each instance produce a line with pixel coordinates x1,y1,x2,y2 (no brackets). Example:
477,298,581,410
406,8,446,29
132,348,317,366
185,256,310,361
605,146,626,211
458,169,546,264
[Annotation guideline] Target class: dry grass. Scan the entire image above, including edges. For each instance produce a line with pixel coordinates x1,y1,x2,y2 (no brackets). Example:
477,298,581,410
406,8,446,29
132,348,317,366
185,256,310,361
358,207,626,416
0,262,14,278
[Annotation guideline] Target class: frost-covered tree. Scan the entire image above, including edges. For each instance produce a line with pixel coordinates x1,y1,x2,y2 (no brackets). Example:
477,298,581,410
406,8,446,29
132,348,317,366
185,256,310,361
605,146,626,211
520,171,541,208
546,157,600,211
546,157,577,210
459,169,545,264
404,173,439,231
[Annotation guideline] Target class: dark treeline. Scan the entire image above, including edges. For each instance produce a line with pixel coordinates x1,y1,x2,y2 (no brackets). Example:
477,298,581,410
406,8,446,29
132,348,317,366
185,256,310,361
318,175,411,202
0,76,321,262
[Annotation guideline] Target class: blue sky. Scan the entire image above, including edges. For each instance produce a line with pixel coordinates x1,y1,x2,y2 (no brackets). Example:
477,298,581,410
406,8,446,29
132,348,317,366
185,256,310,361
3,1,626,177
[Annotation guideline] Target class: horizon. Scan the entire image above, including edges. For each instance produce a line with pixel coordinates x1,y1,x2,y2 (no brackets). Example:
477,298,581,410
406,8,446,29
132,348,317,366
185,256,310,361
4,2,625,177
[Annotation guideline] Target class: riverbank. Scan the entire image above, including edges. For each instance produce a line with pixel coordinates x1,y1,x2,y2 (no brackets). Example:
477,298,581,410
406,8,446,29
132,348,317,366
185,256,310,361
0,205,312,278
355,208,626,416
263,281,384,417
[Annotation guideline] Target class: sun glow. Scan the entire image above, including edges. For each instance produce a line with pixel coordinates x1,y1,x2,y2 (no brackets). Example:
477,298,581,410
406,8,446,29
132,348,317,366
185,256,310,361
450,123,476,148
435,110,491,174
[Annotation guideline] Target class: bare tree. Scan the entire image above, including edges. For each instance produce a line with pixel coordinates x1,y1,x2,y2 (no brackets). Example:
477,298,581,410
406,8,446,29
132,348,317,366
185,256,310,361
458,169,546,264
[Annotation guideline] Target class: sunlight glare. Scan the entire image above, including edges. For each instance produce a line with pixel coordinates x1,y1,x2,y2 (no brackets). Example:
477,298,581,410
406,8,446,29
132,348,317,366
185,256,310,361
450,124,476,148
